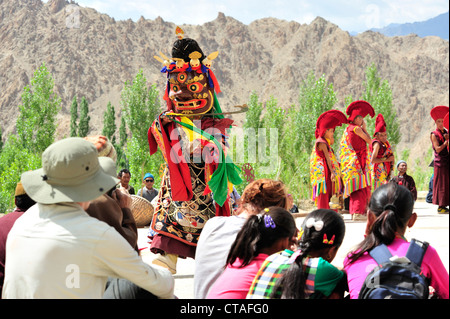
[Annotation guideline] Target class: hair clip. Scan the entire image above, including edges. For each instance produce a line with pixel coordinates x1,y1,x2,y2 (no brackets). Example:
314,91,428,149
297,227,304,241
323,234,335,245
305,218,323,231
264,208,270,213
288,249,302,264
264,215,276,229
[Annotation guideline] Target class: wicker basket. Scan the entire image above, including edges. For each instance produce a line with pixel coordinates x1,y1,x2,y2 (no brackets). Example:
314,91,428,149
130,195,154,227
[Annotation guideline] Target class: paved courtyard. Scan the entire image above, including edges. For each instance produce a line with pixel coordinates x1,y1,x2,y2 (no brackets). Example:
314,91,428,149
138,198,449,299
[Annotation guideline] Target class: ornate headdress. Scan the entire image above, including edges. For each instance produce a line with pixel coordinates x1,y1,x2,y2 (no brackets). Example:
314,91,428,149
315,109,348,138
430,105,449,122
374,113,386,136
153,27,222,116
346,100,375,122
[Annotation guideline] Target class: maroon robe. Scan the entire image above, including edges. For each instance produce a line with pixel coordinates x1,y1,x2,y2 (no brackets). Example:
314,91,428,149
431,128,449,207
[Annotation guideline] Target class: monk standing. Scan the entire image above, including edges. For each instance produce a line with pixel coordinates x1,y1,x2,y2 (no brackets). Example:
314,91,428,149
370,114,395,191
310,110,347,209
430,105,449,214
339,100,374,221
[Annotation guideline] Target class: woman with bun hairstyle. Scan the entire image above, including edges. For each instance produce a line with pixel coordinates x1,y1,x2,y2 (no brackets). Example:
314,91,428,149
344,182,449,299
247,209,346,299
194,179,289,299
206,206,297,299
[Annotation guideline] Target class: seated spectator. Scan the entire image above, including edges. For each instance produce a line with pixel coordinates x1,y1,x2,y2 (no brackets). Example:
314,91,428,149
247,209,346,299
0,182,36,297
194,178,289,299
344,183,449,299
84,135,139,252
117,168,135,195
2,137,174,299
390,160,417,201
137,173,158,203
206,206,297,299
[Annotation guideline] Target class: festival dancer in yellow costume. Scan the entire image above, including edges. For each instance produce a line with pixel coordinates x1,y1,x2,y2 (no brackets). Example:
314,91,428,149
310,110,347,210
339,101,374,221
369,114,394,191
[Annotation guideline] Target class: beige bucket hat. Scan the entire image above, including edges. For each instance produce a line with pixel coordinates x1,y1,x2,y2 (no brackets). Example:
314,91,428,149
21,137,120,204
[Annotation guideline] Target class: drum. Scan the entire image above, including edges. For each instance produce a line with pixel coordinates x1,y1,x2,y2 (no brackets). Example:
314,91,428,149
130,195,154,227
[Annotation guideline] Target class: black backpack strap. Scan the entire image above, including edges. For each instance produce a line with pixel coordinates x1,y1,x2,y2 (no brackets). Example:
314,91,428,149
405,239,429,267
369,244,392,265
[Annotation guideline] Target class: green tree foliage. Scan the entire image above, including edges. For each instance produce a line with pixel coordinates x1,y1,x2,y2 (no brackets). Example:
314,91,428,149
1,63,60,213
16,63,61,153
233,71,338,200
70,96,78,137
0,62,414,213
360,63,400,146
280,72,337,199
243,92,264,131
119,116,127,148
0,136,41,213
120,70,163,188
102,101,117,143
0,126,3,152
78,96,90,137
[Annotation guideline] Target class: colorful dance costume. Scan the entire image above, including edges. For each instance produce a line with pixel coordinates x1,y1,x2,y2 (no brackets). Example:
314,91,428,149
147,28,242,263
369,114,393,190
310,110,347,209
339,101,374,216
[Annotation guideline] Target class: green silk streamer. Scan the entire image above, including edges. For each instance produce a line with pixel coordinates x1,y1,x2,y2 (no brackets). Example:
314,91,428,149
171,117,242,206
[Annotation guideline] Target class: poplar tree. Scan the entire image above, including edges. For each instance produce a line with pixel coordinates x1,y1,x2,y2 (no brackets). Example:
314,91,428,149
16,62,61,153
360,63,400,146
102,101,117,143
78,96,90,137
70,96,78,137
120,69,163,186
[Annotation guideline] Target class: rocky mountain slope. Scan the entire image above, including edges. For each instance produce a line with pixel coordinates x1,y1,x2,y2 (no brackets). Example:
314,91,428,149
0,0,448,167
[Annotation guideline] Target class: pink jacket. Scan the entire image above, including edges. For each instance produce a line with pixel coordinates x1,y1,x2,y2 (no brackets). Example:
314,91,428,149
344,238,449,299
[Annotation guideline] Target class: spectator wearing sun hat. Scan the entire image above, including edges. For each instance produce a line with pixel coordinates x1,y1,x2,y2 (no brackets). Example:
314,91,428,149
2,137,174,299
84,135,139,253
137,173,159,203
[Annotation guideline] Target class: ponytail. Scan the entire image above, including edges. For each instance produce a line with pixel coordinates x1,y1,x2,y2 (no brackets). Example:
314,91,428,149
226,207,296,268
346,183,414,264
272,209,345,299
226,214,261,267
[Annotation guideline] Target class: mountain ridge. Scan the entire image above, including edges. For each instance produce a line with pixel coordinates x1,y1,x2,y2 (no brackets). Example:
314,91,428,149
370,11,449,40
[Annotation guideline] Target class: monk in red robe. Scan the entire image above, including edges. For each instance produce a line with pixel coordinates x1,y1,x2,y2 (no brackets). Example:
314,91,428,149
339,101,374,221
430,105,449,214
310,110,347,210
370,114,395,191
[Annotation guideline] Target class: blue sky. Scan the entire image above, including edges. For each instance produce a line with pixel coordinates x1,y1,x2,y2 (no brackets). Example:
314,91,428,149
65,0,448,33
